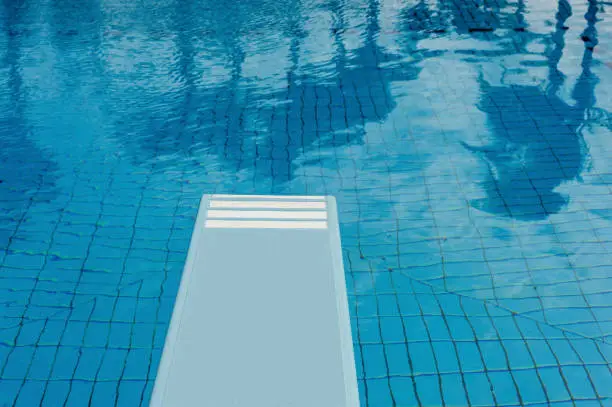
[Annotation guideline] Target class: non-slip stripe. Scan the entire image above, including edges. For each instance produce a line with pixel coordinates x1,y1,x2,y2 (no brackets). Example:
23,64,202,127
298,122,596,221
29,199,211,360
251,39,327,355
204,220,328,229
211,194,326,201
209,200,327,210
207,210,327,220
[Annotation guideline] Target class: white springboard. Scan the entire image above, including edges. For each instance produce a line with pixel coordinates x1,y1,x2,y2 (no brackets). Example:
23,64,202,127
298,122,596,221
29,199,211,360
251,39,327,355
150,194,359,407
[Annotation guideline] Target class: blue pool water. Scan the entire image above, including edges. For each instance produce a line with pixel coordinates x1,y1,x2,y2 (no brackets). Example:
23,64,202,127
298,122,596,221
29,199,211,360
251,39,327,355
1,0,612,405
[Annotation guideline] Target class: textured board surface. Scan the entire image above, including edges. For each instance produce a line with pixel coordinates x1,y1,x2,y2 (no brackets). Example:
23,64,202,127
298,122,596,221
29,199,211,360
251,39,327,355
150,195,359,407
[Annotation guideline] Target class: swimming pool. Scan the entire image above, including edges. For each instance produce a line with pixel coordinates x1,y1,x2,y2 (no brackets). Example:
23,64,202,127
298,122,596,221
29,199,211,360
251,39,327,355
1,0,611,405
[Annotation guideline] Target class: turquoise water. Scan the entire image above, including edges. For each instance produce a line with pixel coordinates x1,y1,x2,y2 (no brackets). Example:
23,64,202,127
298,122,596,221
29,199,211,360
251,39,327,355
1,0,611,405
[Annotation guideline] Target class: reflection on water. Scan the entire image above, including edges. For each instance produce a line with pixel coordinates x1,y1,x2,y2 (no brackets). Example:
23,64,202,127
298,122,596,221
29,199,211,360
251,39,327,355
1,0,612,405
464,77,587,220
112,0,422,183
463,0,610,220
0,0,58,247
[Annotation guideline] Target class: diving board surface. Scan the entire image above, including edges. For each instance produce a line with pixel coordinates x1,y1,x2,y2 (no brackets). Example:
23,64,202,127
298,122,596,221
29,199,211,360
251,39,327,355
150,194,359,407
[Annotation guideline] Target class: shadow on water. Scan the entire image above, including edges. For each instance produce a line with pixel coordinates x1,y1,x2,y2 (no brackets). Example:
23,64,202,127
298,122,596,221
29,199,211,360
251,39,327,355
217,0,421,184
262,0,420,183
106,0,277,168
401,0,538,58
50,0,103,46
0,0,58,246
443,0,529,33
462,0,611,220
402,0,528,34
113,0,251,166
110,0,427,185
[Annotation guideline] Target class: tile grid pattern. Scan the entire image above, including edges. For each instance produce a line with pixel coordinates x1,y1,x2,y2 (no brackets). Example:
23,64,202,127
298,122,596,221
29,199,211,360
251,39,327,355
1,0,612,406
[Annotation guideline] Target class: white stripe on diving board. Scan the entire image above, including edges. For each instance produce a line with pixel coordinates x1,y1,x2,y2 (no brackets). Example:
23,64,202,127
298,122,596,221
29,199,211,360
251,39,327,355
207,210,328,220
209,200,327,210
211,194,326,201
204,220,328,229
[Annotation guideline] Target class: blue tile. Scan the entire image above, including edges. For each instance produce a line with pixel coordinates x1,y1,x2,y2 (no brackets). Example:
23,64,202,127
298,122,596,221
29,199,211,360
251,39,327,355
0,380,20,406
362,344,389,379
123,349,151,380
132,323,156,349
75,348,104,380
108,323,132,349
51,347,80,380
409,342,438,375
40,381,70,407
116,380,147,407
538,367,572,401
97,349,128,381
84,322,110,348
3,346,35,379
424,316,452,341
432,341,460,373
470,317,498,340
60,322,87,347
358,317,382,343
489,371,520,406
446,316,475,341
29,347,56,380
377,294,401,316
562,365,598,400
585,365,612,399
16,320,47,346
396,295,421,316
548,339,582,365
441,374,469,406
389,377,418,406
504,340,536,370
415,375,442,406
90,381,117,407
364,378,394,406
356,297,379,318
14,380,45,407
64,380,95,407
456,342,485,373
385,344,411,377
354,344,365,379
527,339,558,366
380,316,405,343
403,316,430,342
514,369,548,404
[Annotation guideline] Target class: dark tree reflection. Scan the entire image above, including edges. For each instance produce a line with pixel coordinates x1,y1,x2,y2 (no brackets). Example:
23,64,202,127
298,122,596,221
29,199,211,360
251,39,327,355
110,0,423,185
0,0,58,247
462,0,610,220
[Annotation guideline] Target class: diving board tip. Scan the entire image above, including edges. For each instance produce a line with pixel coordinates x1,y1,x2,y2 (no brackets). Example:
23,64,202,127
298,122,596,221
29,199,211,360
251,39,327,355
150,194,359,407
